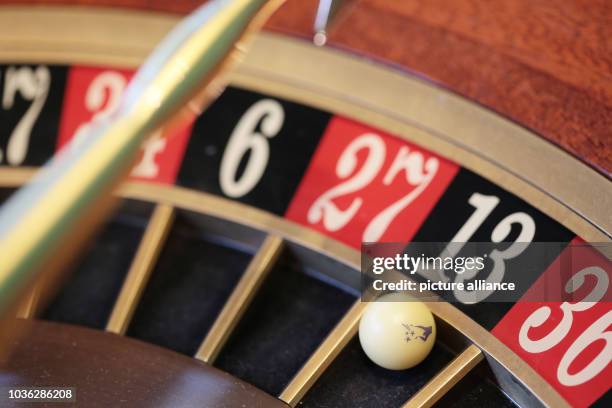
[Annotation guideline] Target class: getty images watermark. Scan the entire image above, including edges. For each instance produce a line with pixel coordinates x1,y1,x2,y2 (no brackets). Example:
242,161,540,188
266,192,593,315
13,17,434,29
361,242,611,303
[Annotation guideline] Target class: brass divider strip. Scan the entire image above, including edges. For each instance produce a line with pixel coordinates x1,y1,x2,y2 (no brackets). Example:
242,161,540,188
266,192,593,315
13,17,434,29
195,234,284,363
279,301,367,406
106,204,175,335
15,286,40,319
402,344,484,408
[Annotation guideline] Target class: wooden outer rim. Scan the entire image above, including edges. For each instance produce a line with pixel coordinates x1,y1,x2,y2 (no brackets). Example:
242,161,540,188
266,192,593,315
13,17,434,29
3,0,610,175
0,9,607,238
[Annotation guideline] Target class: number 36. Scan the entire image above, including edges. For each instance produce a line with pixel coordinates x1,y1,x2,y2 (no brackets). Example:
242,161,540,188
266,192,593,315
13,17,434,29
519,266,611,386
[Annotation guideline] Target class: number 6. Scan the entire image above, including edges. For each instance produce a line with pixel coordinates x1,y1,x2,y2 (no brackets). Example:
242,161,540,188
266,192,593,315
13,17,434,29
220,99,284,198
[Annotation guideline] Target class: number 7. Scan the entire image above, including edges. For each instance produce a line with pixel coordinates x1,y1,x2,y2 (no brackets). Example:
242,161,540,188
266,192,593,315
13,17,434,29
1,66,50,165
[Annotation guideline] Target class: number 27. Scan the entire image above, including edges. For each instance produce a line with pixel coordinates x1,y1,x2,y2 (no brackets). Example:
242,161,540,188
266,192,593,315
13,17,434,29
307,133,439,242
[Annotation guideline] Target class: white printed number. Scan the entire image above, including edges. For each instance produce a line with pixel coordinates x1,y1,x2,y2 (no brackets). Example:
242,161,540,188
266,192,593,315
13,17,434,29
72,71,127,144
0,66,51,165
219,99,284,198
69,71,166,179
519,266,611,386
307,133,439,242
419,193,536,303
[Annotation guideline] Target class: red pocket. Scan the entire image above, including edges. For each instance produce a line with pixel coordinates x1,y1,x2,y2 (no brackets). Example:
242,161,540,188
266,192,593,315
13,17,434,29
285,116,458,248
493,237,612,408
57,66,193,184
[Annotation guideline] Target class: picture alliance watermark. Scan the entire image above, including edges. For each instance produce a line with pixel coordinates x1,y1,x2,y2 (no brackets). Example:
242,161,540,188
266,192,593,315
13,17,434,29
361,242,611,303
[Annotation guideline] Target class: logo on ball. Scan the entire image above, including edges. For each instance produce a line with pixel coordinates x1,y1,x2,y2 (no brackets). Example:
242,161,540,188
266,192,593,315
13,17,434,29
402,323,433,342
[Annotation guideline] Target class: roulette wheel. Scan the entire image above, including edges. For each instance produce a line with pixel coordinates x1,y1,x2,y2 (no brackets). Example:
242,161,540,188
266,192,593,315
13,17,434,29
0,0,610,407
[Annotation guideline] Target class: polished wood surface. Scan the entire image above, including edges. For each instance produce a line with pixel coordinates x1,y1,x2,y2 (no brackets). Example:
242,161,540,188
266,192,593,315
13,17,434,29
321,0,612,176
1,320,289,407
2,0,611,174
